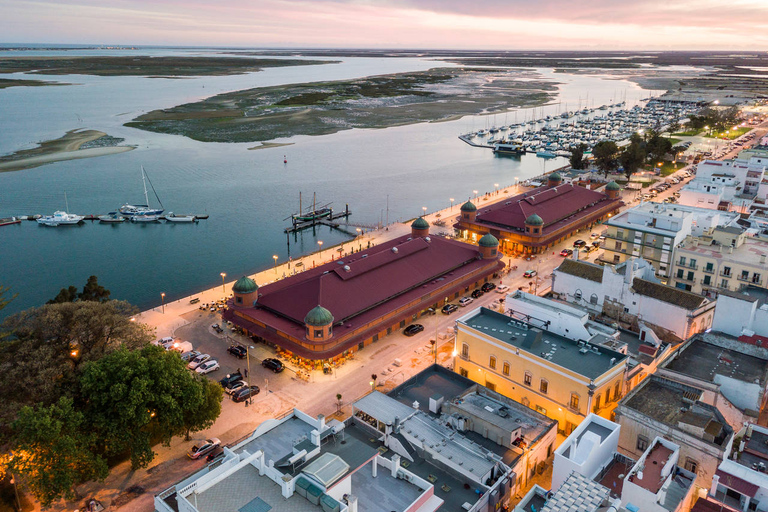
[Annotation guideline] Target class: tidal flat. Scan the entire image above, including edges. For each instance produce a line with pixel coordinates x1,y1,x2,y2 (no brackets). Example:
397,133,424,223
125,68,559,143
0,56,337,77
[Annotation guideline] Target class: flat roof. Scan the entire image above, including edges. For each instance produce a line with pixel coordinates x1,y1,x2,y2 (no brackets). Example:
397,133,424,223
389,364,475,413
542,471,609,512
677,236,768,266
354,391,417,426
664,338,768,386
235,416,316,466
734,426,768,472
352,460,425,512
460,308,627,380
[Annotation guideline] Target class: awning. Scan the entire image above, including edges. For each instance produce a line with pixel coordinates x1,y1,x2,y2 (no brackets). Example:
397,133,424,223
716,469,759,498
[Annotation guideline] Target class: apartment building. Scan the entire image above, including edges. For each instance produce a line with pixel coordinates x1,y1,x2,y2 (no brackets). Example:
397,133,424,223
600,202,740,277
454,307,628,435
669,226,768,295
710,423,768,512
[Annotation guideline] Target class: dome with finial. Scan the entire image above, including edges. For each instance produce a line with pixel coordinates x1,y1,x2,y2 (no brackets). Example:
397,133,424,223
478,233,499,248
304,305,334,326
606,181,621,191
525,213,544,226
411,217,430,229
460,201,477,212
232,276,258,294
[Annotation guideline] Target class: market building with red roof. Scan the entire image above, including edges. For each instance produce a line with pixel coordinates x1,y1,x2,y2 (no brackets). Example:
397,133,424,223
223,219,504,361
454,173,624,254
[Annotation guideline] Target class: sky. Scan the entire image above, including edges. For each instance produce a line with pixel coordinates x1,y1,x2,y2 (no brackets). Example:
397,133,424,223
3,0,768,50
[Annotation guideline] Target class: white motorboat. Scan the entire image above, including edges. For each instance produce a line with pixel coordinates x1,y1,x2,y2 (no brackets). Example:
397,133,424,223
130,213,160,223
37,211,84,226
120,166,164,217
165,213,197,223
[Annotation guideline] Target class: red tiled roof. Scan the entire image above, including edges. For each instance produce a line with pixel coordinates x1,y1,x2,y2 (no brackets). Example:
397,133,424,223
254,235,483,324
716,469,759,498
472,184,621,234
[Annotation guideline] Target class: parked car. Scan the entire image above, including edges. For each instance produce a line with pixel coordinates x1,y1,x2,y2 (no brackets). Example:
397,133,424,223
573,240,587,248
227,345,247,359
196,360,220,375
262,358,284,373
403,324,424,336
458,297,474,307
187,438,221,459
471,289,484,299
225,381,247,395
441,303,459,315
220,371,243,389
590,232,601,239
187,354,211,370
495,284,510,294
232,386,260,403
481,282,496,292
189,298,200,304
180,350,201,362
560,249,573,257
523,270,537,278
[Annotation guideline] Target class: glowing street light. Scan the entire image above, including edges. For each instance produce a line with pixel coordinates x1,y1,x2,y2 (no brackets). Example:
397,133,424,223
318,240,324,260
161,292,166,314
422,206,427,217
273,255,278,274
220,272,226,293
473,189,478,199
450,198,454,211
494,183,499,195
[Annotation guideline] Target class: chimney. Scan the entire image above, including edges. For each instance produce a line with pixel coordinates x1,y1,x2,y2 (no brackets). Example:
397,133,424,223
391,454,401,478
347,495,358,512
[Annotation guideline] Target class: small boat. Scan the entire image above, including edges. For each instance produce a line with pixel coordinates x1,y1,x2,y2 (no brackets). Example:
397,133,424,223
536,149,558,159
165,213,198,223
293,207,331,223
130,212,160,223
119,166,165,217
493,141,525,156
99,212,125,223
37,211,84,226
0,217,21,227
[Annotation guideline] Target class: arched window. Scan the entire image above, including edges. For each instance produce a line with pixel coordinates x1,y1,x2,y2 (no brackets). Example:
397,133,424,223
461,343,469,358
524,372,532,386
540,379,548,394
574,289,583,300
570,393,580,411
489,356,497,369
502,361,510,376
590,293,599,305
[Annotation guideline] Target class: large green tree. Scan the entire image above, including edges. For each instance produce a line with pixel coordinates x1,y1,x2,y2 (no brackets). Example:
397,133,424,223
569,144,589,170
79,345,223,469
646,133,672,165
619,140,647,180
592,141,619,178
48,275,110,304
5,397,108,507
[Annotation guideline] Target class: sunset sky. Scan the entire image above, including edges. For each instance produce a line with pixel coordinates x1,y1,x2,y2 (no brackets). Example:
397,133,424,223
3,0,768,49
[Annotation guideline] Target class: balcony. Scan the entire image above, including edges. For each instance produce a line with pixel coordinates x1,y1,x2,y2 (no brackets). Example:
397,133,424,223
702,267,715,274
737,275,751,282
719,271,732,278
700,278,713,286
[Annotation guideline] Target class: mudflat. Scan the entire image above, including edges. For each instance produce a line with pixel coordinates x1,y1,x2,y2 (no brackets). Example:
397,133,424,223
0,78,70,89
0,129,135,172
125,68,559,143
0,56,337,77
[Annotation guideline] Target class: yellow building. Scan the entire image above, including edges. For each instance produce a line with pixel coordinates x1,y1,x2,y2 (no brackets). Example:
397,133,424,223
669,225,768,296
454,307,628,435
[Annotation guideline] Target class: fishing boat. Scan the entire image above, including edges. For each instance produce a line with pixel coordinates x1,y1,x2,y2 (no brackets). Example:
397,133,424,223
0,217,21,227
37,193,84,226
289,192,332,225
119,166,164,217
165,213,198,223
99,212,125,223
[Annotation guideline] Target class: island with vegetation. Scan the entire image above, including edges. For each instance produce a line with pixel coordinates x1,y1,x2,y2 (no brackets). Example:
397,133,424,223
125,68,559,143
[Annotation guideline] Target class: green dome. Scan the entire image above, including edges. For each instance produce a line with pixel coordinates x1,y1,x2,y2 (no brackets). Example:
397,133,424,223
460,201,477,212
606,181,621,191
304,305,334,326
232,276,258,294
478,233,499,248
412,217,430,229
548,172,562,182
525,214,544,226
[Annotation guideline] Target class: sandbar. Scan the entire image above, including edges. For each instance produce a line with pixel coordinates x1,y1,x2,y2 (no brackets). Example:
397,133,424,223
248,142,295,150
0,129,135,172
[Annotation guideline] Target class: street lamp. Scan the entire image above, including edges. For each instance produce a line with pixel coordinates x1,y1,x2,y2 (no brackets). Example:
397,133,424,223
473,189,478,199
450,198,454,211
220,272,226,294
245,345,255,405
161,292,165,314
318,240,324,261
515,177,520,190
422,206,427,217
273,255,278,274
494,183,499,195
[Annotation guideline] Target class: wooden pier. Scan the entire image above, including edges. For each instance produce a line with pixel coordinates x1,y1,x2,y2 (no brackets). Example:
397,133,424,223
284,209,352,234
458,134,494,149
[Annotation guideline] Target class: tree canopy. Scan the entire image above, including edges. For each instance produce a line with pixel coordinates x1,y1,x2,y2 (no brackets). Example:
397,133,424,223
48,275,111,304
568,143,589,170
592,141,619,178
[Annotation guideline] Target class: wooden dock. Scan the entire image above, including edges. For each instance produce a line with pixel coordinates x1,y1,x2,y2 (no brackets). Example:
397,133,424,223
458,134,494,149
284,210,352,234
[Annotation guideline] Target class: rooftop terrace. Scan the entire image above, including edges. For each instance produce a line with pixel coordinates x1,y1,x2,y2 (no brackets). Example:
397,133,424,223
460,308,627,380
542,471,609,512
664,338,768,386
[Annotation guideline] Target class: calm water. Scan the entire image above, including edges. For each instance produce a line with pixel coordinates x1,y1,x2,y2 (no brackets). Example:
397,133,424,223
0,49,660,317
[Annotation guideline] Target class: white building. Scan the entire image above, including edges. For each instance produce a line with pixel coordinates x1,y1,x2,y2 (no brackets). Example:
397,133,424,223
552,257,716,342
601,202,740,276
710,423,768,512
711,288,768,341
695,157,767,199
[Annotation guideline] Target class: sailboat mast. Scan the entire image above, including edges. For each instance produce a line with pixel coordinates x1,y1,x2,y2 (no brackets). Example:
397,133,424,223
299,192,302,214
65,192,69,213
141,166,149,206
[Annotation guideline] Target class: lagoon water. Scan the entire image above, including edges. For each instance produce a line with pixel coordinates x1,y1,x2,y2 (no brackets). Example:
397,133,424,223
0,48,660,317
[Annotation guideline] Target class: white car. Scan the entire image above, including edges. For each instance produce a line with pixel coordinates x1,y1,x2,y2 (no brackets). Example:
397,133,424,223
458,297,474,307
226,381,247,395
196,360,220,375
187,354,211,370
495,285,510,294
